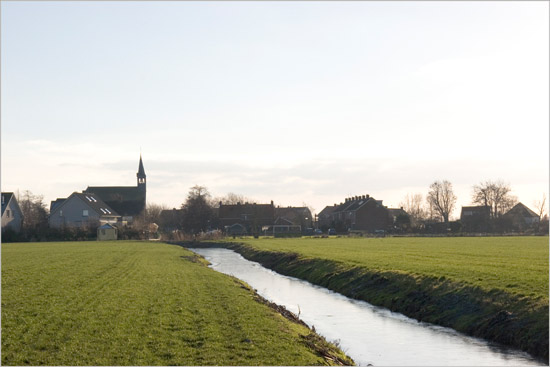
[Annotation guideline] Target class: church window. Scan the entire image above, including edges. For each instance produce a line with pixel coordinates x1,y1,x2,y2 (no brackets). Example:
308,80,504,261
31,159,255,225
6,210,10,218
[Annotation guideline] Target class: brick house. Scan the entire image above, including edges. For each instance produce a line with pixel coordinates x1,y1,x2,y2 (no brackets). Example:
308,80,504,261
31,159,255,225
218,201,275,235
318,195,397,233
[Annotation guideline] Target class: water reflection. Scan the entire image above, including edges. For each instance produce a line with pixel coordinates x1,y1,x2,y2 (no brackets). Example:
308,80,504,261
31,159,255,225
190,248,543,366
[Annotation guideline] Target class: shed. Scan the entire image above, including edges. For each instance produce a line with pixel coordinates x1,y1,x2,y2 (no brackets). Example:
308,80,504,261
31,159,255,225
97,223,118,241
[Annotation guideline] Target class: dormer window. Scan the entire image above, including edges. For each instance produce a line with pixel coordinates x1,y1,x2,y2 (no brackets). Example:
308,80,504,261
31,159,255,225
83,210,89,217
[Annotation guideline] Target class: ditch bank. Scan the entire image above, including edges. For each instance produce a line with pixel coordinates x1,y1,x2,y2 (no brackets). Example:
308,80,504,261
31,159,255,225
182,241,548,362
179,243,354,366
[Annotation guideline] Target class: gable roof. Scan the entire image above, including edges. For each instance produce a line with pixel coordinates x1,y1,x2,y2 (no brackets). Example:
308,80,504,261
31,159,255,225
274,207,312,222
98,223,117,229
1,192,14,216
50,199,66,213
51,192,120,217
218,203,274,219
506,203,538,219
388,208,408,217
318,205,338,218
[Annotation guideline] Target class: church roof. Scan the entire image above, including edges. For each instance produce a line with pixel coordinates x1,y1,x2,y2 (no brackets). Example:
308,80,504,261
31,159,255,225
83,155,146,217
84,186,145,217
137,155,146,177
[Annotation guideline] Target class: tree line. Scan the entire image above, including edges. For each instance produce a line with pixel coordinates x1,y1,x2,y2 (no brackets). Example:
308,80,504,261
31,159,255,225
2,180,548,242
401,179,548,233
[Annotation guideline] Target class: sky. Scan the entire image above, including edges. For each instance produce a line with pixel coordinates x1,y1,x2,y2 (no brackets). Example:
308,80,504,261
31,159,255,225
1,1,549,219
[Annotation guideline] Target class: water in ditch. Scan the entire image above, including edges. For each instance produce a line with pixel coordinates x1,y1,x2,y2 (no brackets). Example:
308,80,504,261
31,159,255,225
189,247,543,366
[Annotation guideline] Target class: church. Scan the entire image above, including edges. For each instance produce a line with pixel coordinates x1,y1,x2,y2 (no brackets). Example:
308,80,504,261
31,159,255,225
84,155,147,221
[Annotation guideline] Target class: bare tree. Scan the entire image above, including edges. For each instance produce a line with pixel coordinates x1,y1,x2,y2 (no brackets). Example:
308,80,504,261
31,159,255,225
399,193,427,227
533,193,547,220
211,192,257,207
427,180,457,224
133,203,168,231
17,190,48,231
472,180,517,218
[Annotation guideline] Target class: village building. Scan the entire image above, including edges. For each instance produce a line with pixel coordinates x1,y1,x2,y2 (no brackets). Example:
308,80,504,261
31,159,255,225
49,192,120,229
83,156,146,222
1,192,23,233
503,202,540,231
460,205,491,232
218,201,275,235
318,195,407,233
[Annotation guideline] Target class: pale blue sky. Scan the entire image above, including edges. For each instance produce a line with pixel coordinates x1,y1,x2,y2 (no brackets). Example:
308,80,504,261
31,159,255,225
1,1,548,217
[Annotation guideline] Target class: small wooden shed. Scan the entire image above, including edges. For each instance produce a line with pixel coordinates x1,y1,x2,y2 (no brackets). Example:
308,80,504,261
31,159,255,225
97,223,118,241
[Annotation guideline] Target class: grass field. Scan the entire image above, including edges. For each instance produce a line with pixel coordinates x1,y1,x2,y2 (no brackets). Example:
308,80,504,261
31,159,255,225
228,236,549,302
1,241,350,366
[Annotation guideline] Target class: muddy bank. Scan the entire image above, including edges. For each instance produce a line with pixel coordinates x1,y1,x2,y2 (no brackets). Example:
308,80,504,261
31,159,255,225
187,241,548,362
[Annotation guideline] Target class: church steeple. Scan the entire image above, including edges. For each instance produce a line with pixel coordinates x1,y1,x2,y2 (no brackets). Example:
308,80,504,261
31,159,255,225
137,155,146,188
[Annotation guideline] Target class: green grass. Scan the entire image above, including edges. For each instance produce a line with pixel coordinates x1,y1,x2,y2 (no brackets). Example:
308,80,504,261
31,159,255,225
1,241,349,366
226,236,549,303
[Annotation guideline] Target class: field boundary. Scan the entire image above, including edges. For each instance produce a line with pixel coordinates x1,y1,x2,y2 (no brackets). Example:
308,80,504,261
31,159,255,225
178,241,548,362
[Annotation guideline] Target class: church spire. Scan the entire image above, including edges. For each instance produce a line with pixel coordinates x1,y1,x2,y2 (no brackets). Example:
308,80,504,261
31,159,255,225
137,154,146,187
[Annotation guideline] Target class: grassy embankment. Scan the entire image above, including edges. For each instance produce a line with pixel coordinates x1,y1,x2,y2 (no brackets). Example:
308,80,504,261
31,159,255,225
217,236,549,361
1,241,352,366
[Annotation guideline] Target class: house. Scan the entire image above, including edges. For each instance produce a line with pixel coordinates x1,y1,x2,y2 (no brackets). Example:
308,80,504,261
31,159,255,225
49,192,120,229
317,204,339,230
218,201,275,235
503,203,540,231
274,206,313,233
318,195,393,233
387,207,410,231
460,206,491,232
83,155,146,222
97,223,118,240
1,192,23,232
